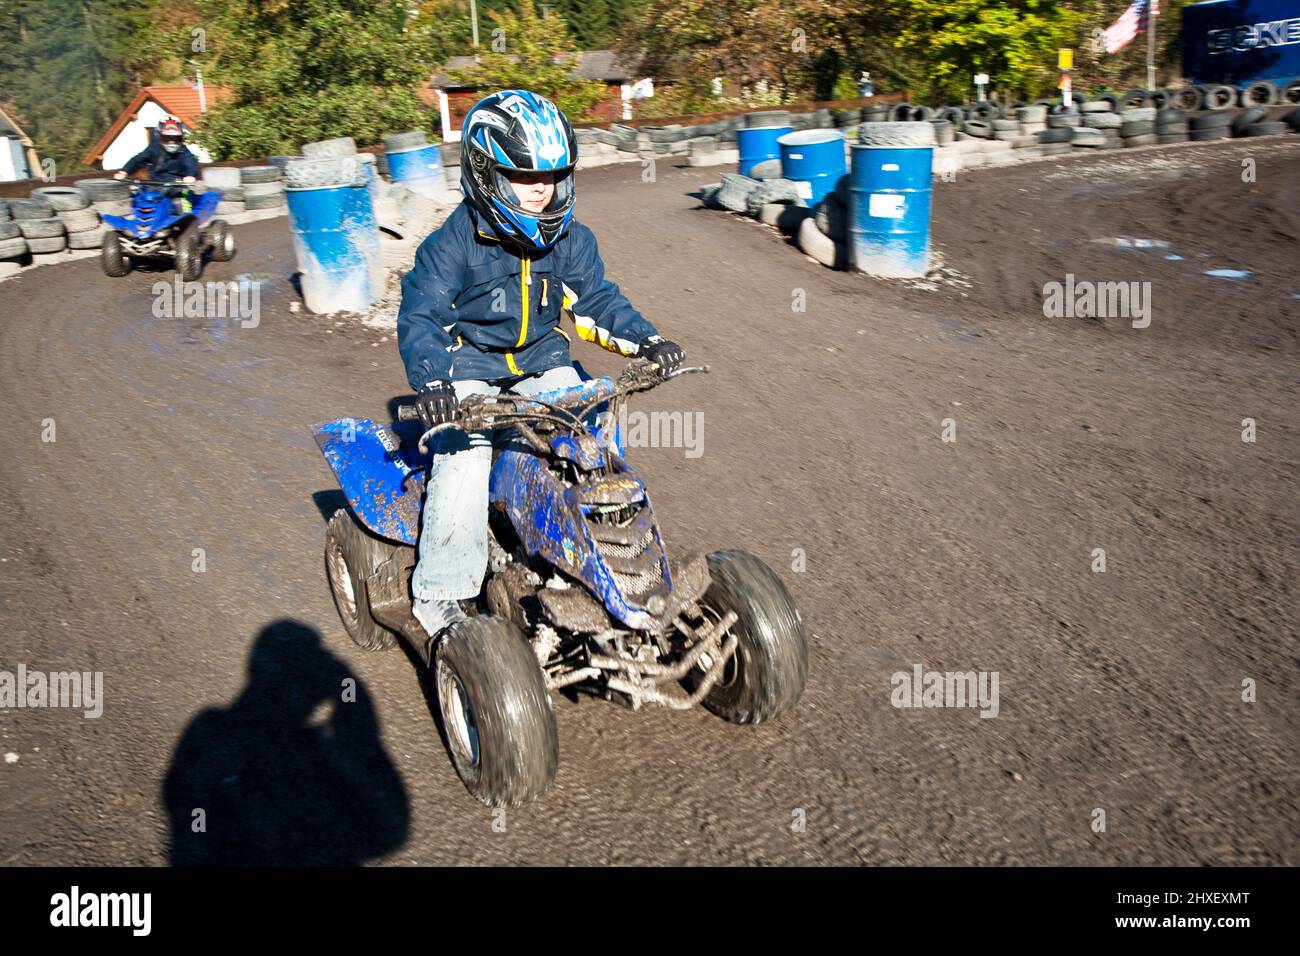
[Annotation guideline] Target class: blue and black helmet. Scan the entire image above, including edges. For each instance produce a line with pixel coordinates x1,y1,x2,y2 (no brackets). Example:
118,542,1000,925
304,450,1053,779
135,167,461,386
459,90,578,251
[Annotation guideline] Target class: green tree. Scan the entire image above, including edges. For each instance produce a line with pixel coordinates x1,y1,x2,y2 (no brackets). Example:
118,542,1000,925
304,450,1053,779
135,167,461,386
885,0,1087,102
408,0,475,68
0,0,164,171
448,1,608,121
617,0,852,106
188,0,436,159
555,0,613,49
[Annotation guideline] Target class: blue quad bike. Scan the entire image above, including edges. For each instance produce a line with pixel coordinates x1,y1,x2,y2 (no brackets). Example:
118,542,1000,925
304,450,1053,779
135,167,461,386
100,179,235,280
314,359,808,806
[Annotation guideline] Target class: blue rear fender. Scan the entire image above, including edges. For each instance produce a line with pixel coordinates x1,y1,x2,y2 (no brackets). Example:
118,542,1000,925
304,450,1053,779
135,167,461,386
313,417,427,545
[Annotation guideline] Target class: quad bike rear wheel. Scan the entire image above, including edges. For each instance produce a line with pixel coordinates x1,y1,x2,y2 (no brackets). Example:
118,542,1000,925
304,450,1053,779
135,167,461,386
206,219,236,262
434,614,558,807
101,232,131,277
175,223,202,281
324,509,399,651
695,549,808,724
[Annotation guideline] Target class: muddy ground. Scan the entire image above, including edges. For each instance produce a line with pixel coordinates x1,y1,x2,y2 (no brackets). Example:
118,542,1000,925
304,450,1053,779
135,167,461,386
0,137,1295,865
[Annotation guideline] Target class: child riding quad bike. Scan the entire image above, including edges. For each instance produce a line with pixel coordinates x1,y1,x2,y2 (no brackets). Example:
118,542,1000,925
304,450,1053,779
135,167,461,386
316,90,807,807
314,358,809,807
99,180,234,280
101,116,234,279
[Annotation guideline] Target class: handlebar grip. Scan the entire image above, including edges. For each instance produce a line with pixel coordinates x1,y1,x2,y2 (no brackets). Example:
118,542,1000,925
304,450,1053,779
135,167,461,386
397,405,419,421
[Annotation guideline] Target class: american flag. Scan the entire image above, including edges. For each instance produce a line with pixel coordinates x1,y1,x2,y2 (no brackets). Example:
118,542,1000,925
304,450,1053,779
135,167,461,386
1103,0,1159,54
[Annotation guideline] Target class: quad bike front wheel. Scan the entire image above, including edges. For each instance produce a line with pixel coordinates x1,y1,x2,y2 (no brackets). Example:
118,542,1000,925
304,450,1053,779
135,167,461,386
434,614,558,807
695,549,808,724
101,232,131,277
324,509,399,651
205,219,236,262
175,223,202,281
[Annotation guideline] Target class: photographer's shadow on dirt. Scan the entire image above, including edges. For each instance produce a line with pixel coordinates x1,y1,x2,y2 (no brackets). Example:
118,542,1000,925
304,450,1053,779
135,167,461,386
163,619,408,866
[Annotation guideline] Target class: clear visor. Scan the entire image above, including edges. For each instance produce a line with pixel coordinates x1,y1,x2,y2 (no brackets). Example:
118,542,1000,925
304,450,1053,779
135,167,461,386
492,166,575,217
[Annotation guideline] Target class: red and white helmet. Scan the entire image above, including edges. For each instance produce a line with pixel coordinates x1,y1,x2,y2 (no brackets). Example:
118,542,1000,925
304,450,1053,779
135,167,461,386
159,117,185,153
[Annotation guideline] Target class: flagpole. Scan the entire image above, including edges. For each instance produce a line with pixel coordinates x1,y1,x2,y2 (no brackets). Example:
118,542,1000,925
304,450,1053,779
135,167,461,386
1147,3,1157,90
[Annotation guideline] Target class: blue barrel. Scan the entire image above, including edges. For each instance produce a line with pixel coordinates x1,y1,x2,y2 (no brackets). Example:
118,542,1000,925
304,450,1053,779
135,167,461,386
386,143,444,198
285,181,381,314
357,156,386,304
736,125,792,177
847,143,933,278
359,154,382,208
777,129,846,206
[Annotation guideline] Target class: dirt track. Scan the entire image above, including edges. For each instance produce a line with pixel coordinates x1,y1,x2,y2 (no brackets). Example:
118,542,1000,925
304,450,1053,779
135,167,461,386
1,138,1296,865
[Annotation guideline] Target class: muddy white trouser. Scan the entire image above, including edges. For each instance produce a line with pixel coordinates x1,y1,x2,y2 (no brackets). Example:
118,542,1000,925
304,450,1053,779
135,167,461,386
411,364,583,602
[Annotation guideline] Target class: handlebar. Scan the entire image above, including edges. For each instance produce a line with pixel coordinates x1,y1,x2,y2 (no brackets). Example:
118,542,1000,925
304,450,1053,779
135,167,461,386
129,180,191,194
397,359,709,453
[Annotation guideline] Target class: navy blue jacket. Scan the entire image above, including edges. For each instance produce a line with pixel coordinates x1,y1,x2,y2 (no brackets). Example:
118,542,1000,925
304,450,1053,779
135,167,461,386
121,142,199,181
397,200,660,387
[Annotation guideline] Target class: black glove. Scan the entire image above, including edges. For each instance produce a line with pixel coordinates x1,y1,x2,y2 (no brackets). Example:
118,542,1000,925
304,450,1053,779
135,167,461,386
640,337,684,374
415,380,458,429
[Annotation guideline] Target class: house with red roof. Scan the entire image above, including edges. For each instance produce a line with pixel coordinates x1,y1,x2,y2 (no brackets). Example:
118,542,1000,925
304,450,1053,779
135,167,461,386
0,104,41,182
82,85,234,170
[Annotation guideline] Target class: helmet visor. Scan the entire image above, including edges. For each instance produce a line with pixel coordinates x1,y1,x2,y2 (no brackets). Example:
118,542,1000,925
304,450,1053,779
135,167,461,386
491,164,575,218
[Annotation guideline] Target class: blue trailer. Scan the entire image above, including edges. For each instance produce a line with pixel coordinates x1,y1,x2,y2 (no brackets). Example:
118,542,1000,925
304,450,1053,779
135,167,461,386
1181,0,1300,87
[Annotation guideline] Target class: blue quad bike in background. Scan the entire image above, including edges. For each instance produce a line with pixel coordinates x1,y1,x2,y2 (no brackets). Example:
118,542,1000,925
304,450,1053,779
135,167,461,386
314,359,808,806
100,179,235,280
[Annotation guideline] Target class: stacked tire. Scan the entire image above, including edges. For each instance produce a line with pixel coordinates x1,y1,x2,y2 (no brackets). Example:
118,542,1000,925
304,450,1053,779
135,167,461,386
1080,101,1123,149
282,155,368,190
745,111,792,129
991,117,1020,142
203,167,245,214
1035,125,1073,156
1200,85,1237,110
862,104,890,124
1016,105,1047,146
1040,107,1081,155
931,119,955,146
75,177,132,217
9,197,65,256
1156,107,1188,144
302,136,357,159
0,200,26,274
1231,106,1288,138
32,186,106,250
1189,111,1233,142
240,164,285,211
1238,80,1278,107
1121,107,1158,147
714,173,761,214
382,130,427,153
831,108,859,129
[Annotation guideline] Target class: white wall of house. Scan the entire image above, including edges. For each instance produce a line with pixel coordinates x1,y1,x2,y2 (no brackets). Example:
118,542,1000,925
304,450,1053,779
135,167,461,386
0,135,30,181
436,89,461,143
101,99,214,170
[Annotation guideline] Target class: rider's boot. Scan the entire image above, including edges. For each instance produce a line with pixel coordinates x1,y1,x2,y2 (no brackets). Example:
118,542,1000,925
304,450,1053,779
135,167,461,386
412,598,467,639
